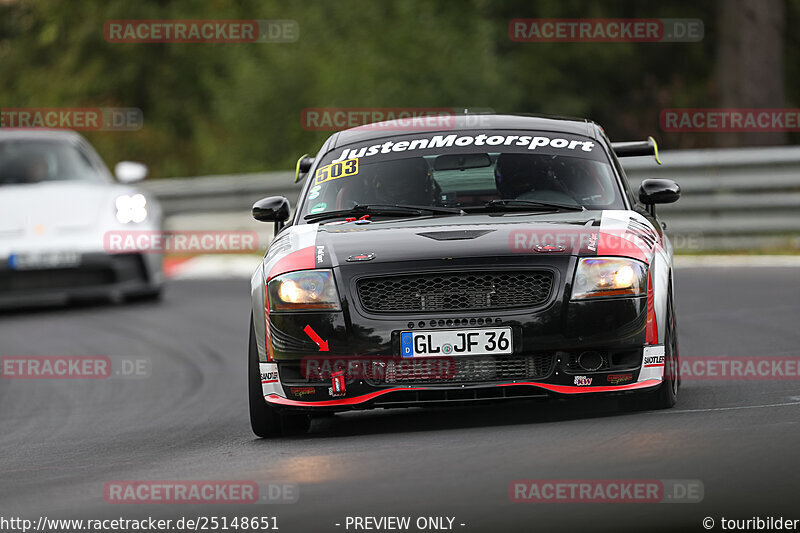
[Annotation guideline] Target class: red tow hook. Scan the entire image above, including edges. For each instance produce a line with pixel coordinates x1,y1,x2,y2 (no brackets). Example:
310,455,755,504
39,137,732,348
331,370,346,397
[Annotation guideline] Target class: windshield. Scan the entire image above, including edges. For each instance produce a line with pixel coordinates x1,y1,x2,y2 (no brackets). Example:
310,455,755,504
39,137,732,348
0,140,107,186
298,130,624,220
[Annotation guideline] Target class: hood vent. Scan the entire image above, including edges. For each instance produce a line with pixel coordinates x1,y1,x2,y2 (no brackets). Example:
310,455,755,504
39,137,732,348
416,229,495,241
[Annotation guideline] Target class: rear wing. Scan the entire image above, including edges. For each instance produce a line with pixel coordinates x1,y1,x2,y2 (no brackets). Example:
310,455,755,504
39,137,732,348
294,154,315,183
611,136,662,165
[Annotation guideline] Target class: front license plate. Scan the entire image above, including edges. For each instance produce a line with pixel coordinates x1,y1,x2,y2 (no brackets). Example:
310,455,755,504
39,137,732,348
400,328,513,357
8,251,81,270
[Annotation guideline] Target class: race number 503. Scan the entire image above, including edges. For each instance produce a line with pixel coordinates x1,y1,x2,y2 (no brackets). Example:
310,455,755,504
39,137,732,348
315,158,358,184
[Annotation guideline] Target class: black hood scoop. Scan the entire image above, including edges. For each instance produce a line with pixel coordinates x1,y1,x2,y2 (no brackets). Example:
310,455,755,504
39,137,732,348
416,229,496,241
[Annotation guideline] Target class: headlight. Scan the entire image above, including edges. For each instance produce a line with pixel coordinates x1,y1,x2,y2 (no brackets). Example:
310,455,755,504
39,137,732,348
267,270,340,311
571,257,647,299
116,194,148,224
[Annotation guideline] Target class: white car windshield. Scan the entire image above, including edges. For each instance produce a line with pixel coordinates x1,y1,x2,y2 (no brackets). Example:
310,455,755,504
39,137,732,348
0,140,107,186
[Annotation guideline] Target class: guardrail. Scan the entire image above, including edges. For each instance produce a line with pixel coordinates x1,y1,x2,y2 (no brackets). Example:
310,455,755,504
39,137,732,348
142,147,800,251
142,170,299,215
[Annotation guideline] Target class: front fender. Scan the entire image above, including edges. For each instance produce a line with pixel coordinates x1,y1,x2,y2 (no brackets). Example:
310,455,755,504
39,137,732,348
250,262,268,362
650,231,673,345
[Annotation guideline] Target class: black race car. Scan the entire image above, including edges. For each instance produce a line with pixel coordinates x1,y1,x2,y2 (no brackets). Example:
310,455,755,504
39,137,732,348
248,114,681,437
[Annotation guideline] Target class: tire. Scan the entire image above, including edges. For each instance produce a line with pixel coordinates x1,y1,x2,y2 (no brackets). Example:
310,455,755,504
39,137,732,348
127,287,162,303
248,314,311,438
643,286,679,410
620,284,679,412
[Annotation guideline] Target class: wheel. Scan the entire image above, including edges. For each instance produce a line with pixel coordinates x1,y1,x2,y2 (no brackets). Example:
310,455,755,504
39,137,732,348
643,285,679,410
620,284,679,411
248,314,311,437
126,287,162,303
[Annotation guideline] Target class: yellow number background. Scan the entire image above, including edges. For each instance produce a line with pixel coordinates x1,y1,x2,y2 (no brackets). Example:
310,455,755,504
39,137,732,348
315,158,359,185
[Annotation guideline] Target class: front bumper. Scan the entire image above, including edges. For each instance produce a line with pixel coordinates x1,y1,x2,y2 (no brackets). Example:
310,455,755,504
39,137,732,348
259,256,664,411
0,252,162,309
260,344,665,412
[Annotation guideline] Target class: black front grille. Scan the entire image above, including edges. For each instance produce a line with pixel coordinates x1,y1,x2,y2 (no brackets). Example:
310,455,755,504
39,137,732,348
0,254,147,293
368,354,556,384
281,354,556,385
357,270,554,313
0,268,114,292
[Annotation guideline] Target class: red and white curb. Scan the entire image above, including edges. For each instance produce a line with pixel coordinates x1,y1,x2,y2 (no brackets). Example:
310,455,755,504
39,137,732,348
163,254,261,279
674,255,800,268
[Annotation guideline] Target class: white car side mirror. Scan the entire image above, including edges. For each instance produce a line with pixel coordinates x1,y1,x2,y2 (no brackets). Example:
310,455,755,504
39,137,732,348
115,161,149,183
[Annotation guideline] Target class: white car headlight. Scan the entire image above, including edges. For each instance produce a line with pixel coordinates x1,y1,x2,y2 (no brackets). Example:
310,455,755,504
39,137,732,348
115,194,148,224
267,270,341,311
571,257,647,299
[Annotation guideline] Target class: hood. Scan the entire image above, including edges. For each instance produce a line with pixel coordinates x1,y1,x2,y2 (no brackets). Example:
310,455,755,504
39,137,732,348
316,212,601,266
264,210,659,281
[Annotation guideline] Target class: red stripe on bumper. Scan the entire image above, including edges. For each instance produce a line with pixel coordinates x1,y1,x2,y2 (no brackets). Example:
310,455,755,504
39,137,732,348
497,379,662,394
265,388,428,407
264,379,663,407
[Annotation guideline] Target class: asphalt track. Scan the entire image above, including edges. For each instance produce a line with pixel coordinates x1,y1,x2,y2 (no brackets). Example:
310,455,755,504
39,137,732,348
1,266,799,533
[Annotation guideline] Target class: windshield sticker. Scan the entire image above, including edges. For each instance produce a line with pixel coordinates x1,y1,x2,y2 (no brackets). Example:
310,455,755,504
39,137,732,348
315,158,359,185
331,134,596,163
308,185,322,200
309,202,327,214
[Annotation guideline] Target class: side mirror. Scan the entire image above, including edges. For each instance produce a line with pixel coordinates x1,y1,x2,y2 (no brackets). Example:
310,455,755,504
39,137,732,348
639,179,680,216
639,179,680,205
115,161,148,183
253,196,291,233
294,154,315,183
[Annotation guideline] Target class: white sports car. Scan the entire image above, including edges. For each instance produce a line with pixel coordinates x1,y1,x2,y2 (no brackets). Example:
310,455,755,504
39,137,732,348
0,129,163,309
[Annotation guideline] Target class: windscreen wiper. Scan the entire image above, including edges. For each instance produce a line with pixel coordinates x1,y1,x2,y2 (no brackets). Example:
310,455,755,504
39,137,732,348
468,199,585,213
304,203,465,222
